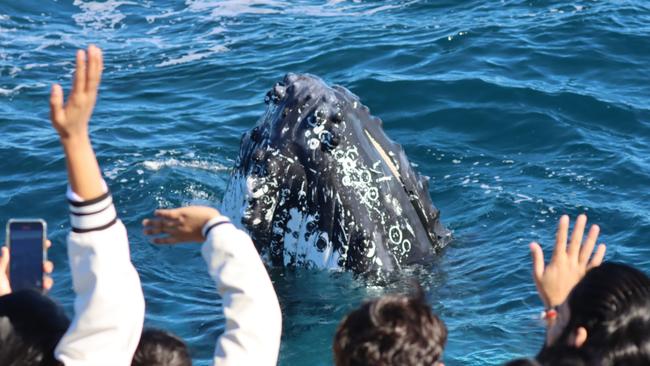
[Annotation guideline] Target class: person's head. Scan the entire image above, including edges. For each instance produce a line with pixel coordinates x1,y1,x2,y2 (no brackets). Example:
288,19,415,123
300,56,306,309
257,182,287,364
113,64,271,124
333,291,447,366
506,354,586,366
132,328,191,366
0,290,70,366
504,359,543,366
538,262,650,365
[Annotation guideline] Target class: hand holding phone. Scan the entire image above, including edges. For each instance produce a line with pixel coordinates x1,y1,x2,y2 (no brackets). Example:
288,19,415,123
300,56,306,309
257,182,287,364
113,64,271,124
1,219,54,295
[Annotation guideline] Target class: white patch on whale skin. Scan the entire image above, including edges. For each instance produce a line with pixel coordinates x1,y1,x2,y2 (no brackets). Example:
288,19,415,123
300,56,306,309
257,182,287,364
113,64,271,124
401,240,411,255
221,173,250,231
283,208,340,269
308,138,320,150
366,240,376,258
391,196,403,216
247,176,268,198
333,146,382,212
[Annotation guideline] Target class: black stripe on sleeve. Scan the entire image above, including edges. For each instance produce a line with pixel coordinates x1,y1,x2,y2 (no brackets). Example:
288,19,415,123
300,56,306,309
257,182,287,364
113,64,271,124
204,221,231,238
70,201,113,216
71,217,118,233
68,191,111,207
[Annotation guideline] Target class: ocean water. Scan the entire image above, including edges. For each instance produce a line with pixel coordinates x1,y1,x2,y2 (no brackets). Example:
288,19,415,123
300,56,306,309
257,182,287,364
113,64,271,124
1,0,650,364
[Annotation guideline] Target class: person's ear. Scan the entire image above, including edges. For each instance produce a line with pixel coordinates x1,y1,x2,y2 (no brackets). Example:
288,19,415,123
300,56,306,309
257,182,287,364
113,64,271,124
574,326,588,348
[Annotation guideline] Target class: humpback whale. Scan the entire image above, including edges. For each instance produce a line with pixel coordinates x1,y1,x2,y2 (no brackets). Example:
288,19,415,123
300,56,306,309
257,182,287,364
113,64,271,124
221,73,450,274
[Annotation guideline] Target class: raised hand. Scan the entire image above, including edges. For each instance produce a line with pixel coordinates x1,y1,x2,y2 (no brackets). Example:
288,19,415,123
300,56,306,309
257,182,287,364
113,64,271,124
530,214,606,308
50,45,105,200
50,45,103,140
0,240,55,296
143,206,222,244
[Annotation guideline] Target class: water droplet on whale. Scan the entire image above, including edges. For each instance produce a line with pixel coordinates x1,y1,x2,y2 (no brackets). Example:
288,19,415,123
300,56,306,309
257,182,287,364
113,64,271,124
251,127,262,142
253,148,266,162
273,83,286,100
331,111,343,123
265,82,286,104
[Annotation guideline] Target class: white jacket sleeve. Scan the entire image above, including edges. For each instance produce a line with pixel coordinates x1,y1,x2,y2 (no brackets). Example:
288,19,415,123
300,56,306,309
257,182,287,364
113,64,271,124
201,217,282,366
55,189,145,366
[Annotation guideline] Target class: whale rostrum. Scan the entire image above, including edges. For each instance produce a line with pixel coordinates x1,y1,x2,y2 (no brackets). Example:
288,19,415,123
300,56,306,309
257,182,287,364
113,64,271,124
221,73,450,274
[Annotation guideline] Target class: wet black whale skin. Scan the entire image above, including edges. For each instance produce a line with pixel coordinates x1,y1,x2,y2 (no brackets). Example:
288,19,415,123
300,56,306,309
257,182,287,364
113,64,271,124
224,73,450,274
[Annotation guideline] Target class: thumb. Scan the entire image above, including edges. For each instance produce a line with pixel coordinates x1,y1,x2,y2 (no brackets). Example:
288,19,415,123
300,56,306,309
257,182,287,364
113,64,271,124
0,247,9,273
530,242,545,283
50,84,66,125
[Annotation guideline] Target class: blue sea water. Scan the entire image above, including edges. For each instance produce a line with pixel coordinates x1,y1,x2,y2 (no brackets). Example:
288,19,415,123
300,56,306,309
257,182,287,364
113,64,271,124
1,0,650,364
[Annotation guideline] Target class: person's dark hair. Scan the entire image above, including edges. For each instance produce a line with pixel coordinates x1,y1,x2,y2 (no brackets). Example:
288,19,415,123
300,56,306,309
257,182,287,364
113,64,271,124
132,328,191,366
0,290,70,366
506,354,586,366
504,359,543,366
537,262,650,366
333,290,447,366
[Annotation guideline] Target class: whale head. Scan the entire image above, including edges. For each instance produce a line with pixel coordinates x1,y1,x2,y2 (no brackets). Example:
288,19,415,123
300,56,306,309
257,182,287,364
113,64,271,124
222,73,450,273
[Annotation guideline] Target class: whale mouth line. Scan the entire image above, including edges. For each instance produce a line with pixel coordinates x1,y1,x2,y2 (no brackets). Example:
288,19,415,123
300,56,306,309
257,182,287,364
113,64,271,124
364,129,401,182
365,129,440,247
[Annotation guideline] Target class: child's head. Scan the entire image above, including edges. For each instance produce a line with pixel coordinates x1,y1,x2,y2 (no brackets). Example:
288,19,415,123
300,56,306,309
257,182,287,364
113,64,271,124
132,328,191,366
333,291,447,366
0,290,70,366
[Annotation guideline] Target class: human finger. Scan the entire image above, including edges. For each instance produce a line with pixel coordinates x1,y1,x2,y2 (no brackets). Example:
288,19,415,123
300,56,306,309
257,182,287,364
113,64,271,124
43,260,54,274
143,217,180,230
50,84,66,124
579,224,599,265
86,45,103,93
73,49,87,94
530,242,545,283
588,243,607,269
0,247,9,273
154,209,181,220
43,275,54,291
45,240,52,249
143,227,166,236
142,218,158,228
551,215,570,260
568,214,587,259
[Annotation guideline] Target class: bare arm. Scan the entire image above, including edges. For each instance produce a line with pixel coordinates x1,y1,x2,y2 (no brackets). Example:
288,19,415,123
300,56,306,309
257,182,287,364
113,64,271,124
49,46,104,200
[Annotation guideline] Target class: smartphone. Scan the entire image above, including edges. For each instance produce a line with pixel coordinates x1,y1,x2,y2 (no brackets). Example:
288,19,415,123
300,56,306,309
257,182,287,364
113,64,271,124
6,219,46,292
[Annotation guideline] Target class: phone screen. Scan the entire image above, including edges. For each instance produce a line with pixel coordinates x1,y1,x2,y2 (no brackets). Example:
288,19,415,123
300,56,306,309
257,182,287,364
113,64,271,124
8,221,44,292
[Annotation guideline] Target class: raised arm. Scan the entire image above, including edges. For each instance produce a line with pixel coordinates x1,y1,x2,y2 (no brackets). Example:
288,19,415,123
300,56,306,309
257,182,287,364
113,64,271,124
50,46,104,200
143,207,283,366
50,45,145,366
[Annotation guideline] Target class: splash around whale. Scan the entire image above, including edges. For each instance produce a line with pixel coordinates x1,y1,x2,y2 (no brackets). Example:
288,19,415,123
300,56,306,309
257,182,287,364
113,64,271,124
221,73,450,274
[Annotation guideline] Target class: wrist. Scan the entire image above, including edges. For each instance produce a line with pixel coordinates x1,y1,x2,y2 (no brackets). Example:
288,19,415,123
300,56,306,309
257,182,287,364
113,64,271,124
546,296,565,309
201,215,230,239
542,305,559,319
59,131,91,147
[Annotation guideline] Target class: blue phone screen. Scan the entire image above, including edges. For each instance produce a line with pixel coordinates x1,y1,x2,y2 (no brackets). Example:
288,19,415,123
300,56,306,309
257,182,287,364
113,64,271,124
9,222,43,292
